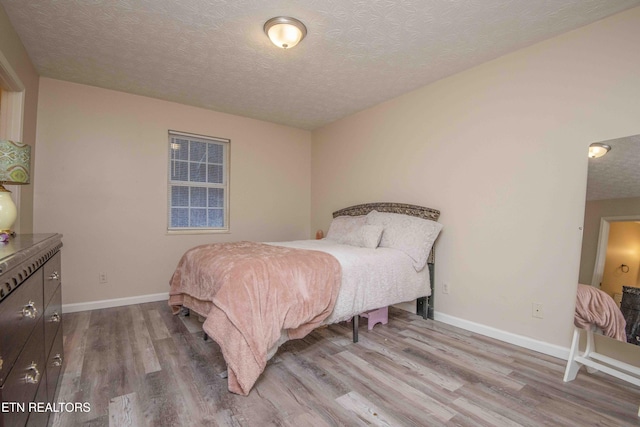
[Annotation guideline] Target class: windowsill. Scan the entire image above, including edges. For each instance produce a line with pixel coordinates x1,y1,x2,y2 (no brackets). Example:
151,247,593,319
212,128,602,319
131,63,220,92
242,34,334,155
166,229,230,235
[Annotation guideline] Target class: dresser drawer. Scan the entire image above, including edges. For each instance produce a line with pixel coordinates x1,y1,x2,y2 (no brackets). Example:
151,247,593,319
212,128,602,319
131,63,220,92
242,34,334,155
44,285,62,358
0,270,44,387
46,326,64,405
43,252,61,306
25,378,49,427
0,318,46,427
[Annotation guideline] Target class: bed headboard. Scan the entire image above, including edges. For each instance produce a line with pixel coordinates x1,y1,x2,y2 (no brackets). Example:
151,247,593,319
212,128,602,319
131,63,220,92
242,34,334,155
333,202,441,320
332,202,441,264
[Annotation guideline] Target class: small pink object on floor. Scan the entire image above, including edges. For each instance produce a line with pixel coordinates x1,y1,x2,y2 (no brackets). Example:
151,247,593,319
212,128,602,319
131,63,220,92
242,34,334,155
360,306,388,330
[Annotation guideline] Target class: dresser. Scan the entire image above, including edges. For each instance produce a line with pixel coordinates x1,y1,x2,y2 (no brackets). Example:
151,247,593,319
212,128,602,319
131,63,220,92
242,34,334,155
621,286,640,346
0,234,63,427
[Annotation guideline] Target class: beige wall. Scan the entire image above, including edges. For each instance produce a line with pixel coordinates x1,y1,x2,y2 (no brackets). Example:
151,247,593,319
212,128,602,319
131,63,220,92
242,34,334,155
0,5,39,232
601,222,640,297
579,197,640,285
34,78,311,304
311,7,640,347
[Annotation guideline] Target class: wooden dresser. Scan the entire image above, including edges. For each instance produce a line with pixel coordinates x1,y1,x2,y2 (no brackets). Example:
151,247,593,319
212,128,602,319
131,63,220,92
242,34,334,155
0,234,63,427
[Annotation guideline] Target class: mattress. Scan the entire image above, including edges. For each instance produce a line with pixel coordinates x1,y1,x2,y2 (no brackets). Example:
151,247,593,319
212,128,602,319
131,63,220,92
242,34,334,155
268,239,431,324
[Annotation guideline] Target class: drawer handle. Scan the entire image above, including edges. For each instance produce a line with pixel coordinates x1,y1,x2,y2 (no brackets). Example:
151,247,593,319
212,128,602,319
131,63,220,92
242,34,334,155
48,271,60,281
24,362,40,384
50,312,61,323
22,301,38,319
52,354,63,367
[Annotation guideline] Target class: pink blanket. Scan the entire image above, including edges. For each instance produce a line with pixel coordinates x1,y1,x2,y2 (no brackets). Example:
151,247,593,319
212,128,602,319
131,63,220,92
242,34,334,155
169,241,341,395
575,284,626,341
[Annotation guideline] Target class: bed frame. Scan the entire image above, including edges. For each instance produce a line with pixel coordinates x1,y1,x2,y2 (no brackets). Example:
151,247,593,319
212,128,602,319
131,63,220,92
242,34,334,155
332,202,440,342
196,202,441,344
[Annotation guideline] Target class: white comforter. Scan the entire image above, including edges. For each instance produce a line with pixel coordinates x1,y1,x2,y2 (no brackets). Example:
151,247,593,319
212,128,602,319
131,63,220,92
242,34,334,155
269,239,431,324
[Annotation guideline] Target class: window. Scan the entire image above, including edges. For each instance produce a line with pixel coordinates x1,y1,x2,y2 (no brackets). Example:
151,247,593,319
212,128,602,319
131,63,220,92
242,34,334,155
168,131,229,232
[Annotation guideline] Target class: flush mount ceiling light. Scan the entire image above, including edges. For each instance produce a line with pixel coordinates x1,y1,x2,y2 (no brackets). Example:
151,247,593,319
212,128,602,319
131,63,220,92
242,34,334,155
264,16,307,49
588,143,611,159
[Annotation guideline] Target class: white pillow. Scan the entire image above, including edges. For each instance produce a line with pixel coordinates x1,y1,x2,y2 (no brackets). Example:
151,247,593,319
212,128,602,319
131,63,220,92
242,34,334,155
326,215,366,241
365,210,443,271
338,224,384,249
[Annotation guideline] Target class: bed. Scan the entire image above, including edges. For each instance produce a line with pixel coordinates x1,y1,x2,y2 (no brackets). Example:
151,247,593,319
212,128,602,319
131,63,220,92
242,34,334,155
169,202,442,395
573,283,626,342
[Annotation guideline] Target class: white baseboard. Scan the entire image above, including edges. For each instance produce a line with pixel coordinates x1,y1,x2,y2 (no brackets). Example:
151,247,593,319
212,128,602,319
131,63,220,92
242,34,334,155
63,292,169,313
434,312,570,360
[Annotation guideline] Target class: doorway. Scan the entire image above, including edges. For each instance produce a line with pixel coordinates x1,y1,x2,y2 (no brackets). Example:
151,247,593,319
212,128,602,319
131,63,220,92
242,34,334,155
592,216,640,304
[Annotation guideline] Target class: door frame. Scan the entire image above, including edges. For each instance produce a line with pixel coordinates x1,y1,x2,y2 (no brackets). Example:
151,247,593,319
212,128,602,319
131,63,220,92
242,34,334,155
591,215,640,287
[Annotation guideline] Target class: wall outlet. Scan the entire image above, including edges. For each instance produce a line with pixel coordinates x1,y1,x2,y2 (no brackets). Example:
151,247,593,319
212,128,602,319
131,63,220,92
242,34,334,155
99,272,108,284
532,303,543,318
442,282,450,294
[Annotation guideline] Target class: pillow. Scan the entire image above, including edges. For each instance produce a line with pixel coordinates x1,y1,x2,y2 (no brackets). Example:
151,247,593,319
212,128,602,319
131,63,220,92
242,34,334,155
325,215,366,241
365,210,443,271
338,224,384,249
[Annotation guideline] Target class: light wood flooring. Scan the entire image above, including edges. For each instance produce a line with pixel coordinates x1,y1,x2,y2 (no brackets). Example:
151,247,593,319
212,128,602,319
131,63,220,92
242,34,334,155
51,302,640,426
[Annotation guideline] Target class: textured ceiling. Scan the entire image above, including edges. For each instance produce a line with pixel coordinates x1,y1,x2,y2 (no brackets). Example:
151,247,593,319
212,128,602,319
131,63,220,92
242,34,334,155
587,135,640,201
2,0,640,130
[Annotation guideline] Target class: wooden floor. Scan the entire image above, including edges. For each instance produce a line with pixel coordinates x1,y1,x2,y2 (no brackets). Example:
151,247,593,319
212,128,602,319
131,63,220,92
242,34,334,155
51,302,640,427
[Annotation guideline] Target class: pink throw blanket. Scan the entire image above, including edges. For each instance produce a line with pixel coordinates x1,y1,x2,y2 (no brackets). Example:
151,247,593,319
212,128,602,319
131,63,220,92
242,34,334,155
169,241,341,395
575,284,626,341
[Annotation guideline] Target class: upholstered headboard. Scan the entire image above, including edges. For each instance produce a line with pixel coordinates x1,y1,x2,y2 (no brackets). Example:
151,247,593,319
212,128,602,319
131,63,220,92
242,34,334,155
332,202,441,264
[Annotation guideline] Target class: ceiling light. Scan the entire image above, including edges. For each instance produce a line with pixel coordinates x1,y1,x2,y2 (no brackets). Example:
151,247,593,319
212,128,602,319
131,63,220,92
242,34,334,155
264,17,307,49
588,143,611,159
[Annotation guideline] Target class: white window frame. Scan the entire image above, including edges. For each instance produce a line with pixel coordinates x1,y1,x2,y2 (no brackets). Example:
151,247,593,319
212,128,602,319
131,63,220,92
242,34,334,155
167,130,230,234
0,50,26,233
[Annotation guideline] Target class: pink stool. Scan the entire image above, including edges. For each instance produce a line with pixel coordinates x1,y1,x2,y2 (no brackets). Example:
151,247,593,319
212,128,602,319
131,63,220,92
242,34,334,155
359,306,388,330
